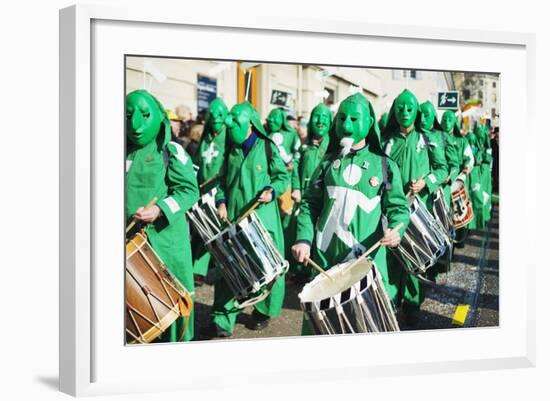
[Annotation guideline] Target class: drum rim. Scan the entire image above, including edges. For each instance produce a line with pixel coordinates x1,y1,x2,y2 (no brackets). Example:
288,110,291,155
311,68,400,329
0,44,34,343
299,259,377,311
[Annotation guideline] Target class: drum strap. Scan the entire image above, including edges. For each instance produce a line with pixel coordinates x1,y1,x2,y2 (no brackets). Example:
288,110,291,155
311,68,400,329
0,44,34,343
381,155,391,191
264,139,272,175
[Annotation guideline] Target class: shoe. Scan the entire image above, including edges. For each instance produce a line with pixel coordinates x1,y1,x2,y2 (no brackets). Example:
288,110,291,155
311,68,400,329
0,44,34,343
248,310,270,331
200,323,232,339
403,305,420,327
215,324,232,338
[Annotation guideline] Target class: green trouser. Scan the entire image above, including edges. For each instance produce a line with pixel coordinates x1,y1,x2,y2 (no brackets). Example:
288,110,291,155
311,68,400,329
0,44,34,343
192,237,211,277
468,167,485,230
481,164,492,226
387,251,423,312
211,274,286,333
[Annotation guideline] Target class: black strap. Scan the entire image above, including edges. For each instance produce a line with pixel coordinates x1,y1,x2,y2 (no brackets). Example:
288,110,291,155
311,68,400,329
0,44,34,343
264,139,272,176
381,155,391,191
162,144,170,169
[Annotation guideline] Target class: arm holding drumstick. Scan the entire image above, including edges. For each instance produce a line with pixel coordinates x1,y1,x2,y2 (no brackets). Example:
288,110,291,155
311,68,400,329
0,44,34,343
125,197,158,234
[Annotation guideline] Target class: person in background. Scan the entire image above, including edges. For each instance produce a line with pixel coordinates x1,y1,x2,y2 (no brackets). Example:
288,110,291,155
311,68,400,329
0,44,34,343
287,113,298,131
297,116,308,144
191,98,229,288
166,109,186,147
175,104,194,138
186,120,204,158
490,127,499,193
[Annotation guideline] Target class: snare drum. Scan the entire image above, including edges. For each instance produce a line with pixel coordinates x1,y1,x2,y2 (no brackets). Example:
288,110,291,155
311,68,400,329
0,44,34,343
205,211,289,308
392,195,449,275
451,179,474,229
126,232,193,344
432,187,455,244
299,258,399,334
187,189,222,243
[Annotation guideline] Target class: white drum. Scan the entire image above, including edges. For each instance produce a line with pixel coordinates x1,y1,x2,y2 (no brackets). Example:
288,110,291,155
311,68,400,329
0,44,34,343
206,211,288,308
299,258,399,334
392,195,449,275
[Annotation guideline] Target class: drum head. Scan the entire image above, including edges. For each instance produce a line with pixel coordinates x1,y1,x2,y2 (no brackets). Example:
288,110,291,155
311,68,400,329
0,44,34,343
299,259,374,306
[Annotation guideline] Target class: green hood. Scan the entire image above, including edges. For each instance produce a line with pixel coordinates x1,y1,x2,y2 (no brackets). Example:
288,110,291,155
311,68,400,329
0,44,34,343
202,97,229,138
306,102,332,143
382,89,422,139
328,93,382,154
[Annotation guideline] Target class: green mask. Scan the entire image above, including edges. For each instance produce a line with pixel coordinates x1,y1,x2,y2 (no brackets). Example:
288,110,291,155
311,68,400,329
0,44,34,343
266,108,284,133
225,102,268,145
334,93,374,146
308,103,332,139
205,97,228,135
393,89,419,129
126,90,164,147
419,101,437,131
440,110,457,134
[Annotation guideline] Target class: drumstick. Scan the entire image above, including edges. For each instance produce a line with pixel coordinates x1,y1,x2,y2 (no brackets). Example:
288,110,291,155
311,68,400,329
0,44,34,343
235,188,273,225
199,172,221,190
125,197,158,234
304,256,335,282
406,173,428,198
344,222,405,272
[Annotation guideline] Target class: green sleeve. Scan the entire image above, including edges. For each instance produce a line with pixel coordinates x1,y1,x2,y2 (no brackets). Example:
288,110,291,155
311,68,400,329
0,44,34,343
383,158,410,238
267,141,291,196
295,160,326,243
157,142,200,224
214,154,227,204
291,146,303,191
446,136,460,182
424,136,448,194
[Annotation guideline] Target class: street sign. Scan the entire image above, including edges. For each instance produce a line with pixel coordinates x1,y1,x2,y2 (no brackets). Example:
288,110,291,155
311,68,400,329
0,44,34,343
437,91,459,109
270,89,292,107
197,74,217,115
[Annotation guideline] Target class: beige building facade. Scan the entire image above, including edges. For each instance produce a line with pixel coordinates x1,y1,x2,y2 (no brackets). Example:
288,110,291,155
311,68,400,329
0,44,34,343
126,57,461,123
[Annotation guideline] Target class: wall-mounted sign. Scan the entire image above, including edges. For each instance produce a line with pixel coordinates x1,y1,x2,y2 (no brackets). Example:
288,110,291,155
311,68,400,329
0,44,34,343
437,91,459,109
270,89,292,107
197,74,217,115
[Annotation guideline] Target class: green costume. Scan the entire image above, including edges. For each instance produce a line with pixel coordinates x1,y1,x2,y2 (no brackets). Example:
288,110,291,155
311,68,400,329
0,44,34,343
419,101,459,208
381,90,448,312
296,93,410,334
125,90,200,342
266,107,301,169
478,124,493,226
211,102,290,333
289,103,332,277
440,112,473,244
191,98,228,277
467,124,488,229
378,112,389,132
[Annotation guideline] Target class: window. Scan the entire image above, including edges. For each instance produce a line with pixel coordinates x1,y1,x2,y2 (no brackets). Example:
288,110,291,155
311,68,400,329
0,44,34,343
478,90,484,99
492,82,497,88
324,87,335,106
409,70,417,79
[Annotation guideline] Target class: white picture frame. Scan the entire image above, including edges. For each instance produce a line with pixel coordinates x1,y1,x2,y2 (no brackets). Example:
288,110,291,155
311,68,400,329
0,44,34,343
59,4,536,397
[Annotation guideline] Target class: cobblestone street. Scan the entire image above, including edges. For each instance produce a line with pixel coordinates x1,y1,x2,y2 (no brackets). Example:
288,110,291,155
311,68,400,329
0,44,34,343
194,203,499,340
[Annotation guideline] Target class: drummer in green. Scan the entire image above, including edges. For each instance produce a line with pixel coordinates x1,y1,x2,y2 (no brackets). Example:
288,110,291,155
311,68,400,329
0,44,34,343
440,111,473,245
418,101,459,208
381,89,448,324
292,93,410,333
125,89,200,342
191,98,229,285
265,108,301,231
209,101,290,337
288,103,332,281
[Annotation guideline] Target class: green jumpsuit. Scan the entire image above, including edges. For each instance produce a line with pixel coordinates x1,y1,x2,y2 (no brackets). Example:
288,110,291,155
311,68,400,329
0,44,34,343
296,94,410,334
211,129,290,333
191,98,228,277
467,127,485,230
289,104,332,277
382,92,448,312
126,91,200,342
